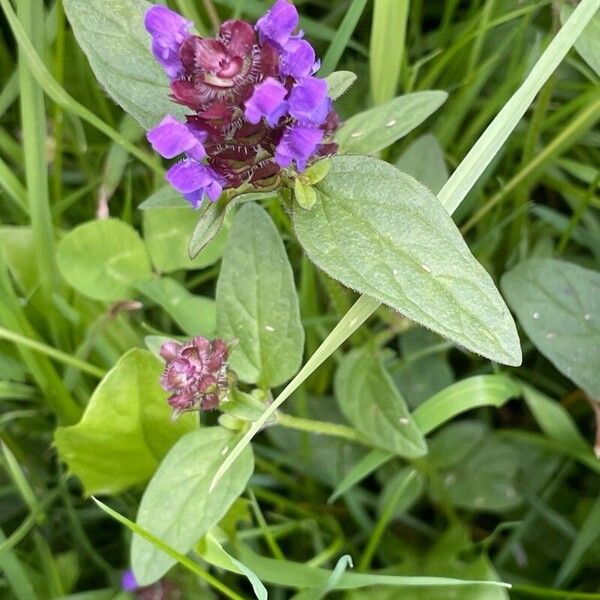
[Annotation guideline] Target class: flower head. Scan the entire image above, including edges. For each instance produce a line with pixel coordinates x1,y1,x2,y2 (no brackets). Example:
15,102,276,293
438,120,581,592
121,569,138,592
144,0,338,207
160,337,230,416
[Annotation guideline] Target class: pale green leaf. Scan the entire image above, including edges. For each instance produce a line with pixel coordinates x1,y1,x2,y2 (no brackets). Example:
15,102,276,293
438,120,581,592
57,218,152,302
54,349,194,495
502,258,600,399
144,207,228,272
139,186,188,210
293,156,521,366
325,71,357,100
335,348,427,457
131,427,254,585
136,277,216,337
336,91,447,154
63,0,185,128
217,203,304,387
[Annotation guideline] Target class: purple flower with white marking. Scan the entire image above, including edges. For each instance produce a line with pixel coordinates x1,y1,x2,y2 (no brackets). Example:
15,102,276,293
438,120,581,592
144,0,338,203
244,77,288,126
146,115,207,161
167,160,224,208
288,77,330,126
275,125,324,171
256,0,299,47
279,38,318,79
145,6,192,80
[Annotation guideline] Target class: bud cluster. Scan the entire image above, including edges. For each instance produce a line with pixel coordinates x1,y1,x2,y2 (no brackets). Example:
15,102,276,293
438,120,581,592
145,0,339,208
159,337,230,417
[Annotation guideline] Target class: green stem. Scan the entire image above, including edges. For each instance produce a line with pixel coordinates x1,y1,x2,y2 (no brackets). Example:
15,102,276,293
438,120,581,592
510,584,600,599
0,326,106,379
276,413,370,447
18,0,62,344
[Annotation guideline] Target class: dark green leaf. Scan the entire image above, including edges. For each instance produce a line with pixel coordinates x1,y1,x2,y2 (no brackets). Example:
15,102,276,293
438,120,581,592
502,258,600,399
396,134,449,195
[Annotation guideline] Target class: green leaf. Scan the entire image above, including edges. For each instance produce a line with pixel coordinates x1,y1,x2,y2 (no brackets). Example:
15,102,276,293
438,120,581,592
63,0,186,128
136,277,216,337
293,156,521,366
412,375,521,436
294,179,317,210
396,134,449,195
54,349,194,495
131,427,254,585
348,526,508,600
0,227,38,296
501,258,600,399
334,348,427,457
57,218,152,302
144,207,228,272
325,71,357,100
369,0,408,105
335,91,447,154
521,383,589,451
217,203,304,388
429,422,522,513
139,186,189,210
561,5,600,76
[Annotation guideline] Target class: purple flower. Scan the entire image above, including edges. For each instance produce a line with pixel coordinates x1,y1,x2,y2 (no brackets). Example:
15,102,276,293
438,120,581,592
288,77,330,126
147,115,207,161
275,124,324,171
279,38,318,79
121,569,138,592
244,77,289,126
145,6,192,80
256,0,299,47
167,160,224,208
159,337,230,416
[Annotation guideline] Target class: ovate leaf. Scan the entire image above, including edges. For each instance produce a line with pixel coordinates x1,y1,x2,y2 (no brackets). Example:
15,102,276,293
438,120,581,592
57,218,152,302
502,258,600,399
334,348,427,457
293,156,521,366
63,0,186,128
217,203,304,387
335,91,447,154
54,349,194,494
131,427,254,585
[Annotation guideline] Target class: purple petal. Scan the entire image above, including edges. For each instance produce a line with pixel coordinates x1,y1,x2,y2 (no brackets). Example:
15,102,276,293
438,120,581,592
288,77,330,126
121,570,138,592
167,160,224,208
275,124,324,172
279,38,317,80
145,6,192,80
244,77,289,126
256,0,298,47
147,115,207,160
